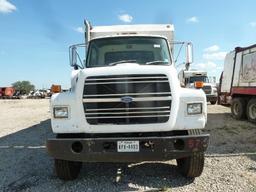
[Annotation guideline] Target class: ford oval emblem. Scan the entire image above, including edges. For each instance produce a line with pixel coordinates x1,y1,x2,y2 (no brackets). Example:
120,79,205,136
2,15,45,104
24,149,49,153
121,96,133,104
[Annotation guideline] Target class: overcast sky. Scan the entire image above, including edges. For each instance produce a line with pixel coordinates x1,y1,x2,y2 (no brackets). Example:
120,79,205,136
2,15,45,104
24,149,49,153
0,0,256,88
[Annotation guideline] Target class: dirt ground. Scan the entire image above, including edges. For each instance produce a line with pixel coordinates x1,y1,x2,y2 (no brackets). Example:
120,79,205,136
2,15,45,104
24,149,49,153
0,99,255,192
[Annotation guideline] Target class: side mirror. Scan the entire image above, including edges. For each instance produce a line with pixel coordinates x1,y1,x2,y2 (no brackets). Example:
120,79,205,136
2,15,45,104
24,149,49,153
69,43,86,69
186,43,193,65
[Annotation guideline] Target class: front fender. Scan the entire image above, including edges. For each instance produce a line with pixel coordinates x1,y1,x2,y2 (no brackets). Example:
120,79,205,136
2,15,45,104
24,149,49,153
50,92,86,133
173,88,207,129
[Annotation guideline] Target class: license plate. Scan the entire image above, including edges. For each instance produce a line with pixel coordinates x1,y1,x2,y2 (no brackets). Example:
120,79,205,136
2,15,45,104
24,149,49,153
117,141,139,152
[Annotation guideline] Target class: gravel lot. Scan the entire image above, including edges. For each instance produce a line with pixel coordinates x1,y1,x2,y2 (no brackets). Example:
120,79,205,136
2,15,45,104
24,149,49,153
0,99,255,192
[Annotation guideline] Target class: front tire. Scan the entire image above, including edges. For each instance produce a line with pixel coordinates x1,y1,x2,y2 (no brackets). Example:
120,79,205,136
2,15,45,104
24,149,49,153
176,130,205,178
246,98,256,123
231,97,246,120
55,159,82,180
210,101,217,105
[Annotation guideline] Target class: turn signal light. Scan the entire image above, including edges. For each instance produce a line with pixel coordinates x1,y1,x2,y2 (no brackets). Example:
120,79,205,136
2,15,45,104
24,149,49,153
194,81,204,89
51,84,61,93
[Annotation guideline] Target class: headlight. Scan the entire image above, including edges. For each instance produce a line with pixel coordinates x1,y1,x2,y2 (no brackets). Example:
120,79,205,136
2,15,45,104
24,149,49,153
187,103,202,115
53,107,69,118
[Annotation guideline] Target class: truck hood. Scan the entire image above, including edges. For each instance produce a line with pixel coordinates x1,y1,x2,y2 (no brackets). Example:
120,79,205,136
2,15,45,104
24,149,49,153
52,62,207,134
81,63,174,77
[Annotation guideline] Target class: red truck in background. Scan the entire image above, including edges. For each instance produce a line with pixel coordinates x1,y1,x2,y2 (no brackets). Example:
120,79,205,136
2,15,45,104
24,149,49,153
0,87,15,98
218,44,256,123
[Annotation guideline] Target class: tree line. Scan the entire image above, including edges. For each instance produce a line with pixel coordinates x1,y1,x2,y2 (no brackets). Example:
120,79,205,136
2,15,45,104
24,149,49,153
12,81,35,95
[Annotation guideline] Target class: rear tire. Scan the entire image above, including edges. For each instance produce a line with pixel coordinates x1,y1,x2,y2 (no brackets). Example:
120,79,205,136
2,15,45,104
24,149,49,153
176,130,205,178
55,159,82,180
231,97,246,120
246,98,256,123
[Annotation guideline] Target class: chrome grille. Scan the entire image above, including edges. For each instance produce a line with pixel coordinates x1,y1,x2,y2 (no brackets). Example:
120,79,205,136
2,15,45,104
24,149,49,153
83,74,171,125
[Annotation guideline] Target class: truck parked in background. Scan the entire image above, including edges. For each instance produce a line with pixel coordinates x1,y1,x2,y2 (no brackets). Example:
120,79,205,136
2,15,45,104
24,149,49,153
0,87,15,99
219,44,256,123
179,70,218,104
47,20,209,180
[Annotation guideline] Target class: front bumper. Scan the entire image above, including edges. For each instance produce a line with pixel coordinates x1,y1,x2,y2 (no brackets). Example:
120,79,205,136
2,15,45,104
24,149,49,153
206,95,217,102
47,134,209,162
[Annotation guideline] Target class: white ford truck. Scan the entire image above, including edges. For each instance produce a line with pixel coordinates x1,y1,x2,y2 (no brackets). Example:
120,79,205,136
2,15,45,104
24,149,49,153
47,20,209,180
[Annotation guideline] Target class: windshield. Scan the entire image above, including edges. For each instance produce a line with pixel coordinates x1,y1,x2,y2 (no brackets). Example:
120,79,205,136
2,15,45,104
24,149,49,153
189,76,209,83
86,37,171,67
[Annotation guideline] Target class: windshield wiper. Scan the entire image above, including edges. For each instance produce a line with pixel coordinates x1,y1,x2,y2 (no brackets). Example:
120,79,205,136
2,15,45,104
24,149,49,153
108,60,137,66
145,60,169,65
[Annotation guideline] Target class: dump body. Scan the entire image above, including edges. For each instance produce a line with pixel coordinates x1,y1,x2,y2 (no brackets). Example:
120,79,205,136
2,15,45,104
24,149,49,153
219,44,256,123
219,44,256,104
